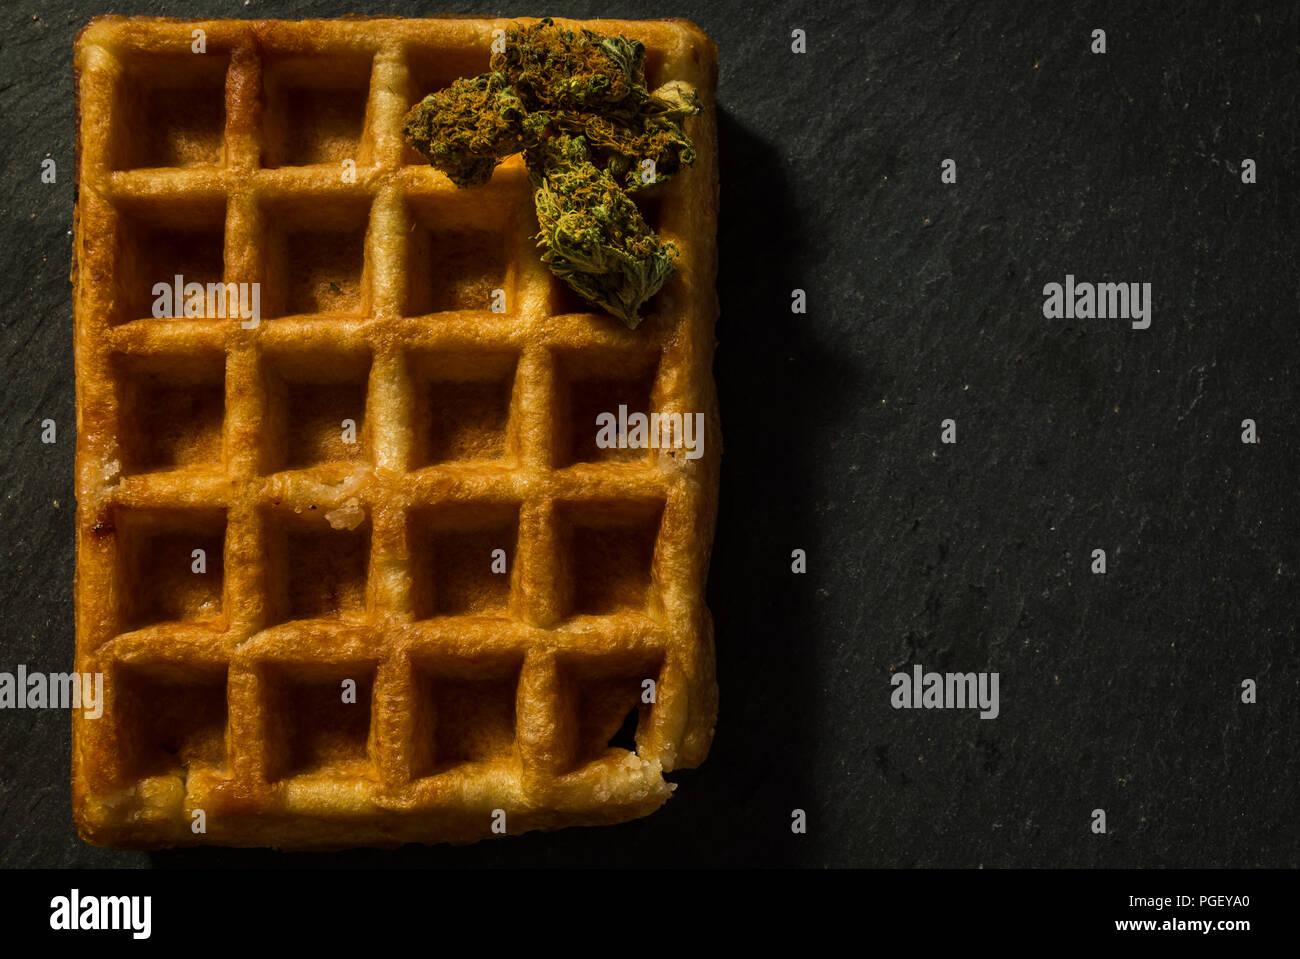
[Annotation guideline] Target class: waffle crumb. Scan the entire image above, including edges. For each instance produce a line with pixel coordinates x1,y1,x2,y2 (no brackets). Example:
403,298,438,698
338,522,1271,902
324,497,365,531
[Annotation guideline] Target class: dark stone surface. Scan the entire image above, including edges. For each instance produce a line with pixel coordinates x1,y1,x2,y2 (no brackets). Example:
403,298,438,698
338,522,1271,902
1,0,1296,868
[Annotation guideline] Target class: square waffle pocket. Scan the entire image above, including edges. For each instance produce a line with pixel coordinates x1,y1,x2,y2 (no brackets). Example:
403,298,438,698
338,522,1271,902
71,16,720,848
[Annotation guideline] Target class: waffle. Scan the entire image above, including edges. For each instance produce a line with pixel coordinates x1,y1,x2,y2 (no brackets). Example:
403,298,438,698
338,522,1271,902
71,15,720,848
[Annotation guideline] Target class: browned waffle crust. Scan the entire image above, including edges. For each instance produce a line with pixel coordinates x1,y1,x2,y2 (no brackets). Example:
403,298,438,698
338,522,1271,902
71,16,719,848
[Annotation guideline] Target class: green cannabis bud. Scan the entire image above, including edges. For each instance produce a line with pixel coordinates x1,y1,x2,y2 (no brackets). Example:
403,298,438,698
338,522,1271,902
401,72,539,188
533,135,679,326
403,17,701,328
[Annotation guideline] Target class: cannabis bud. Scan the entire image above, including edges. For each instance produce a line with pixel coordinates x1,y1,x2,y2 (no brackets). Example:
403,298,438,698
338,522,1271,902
403,17,701,328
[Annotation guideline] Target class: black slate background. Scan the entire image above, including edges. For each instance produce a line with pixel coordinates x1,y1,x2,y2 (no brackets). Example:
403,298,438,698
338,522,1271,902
1,0,1296,868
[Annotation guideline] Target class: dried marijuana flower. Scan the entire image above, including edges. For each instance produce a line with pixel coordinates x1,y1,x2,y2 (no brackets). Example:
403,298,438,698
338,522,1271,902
403,17,701,328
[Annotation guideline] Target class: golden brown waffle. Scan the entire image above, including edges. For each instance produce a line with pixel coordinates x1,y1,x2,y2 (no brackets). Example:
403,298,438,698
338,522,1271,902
71,15,719,848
